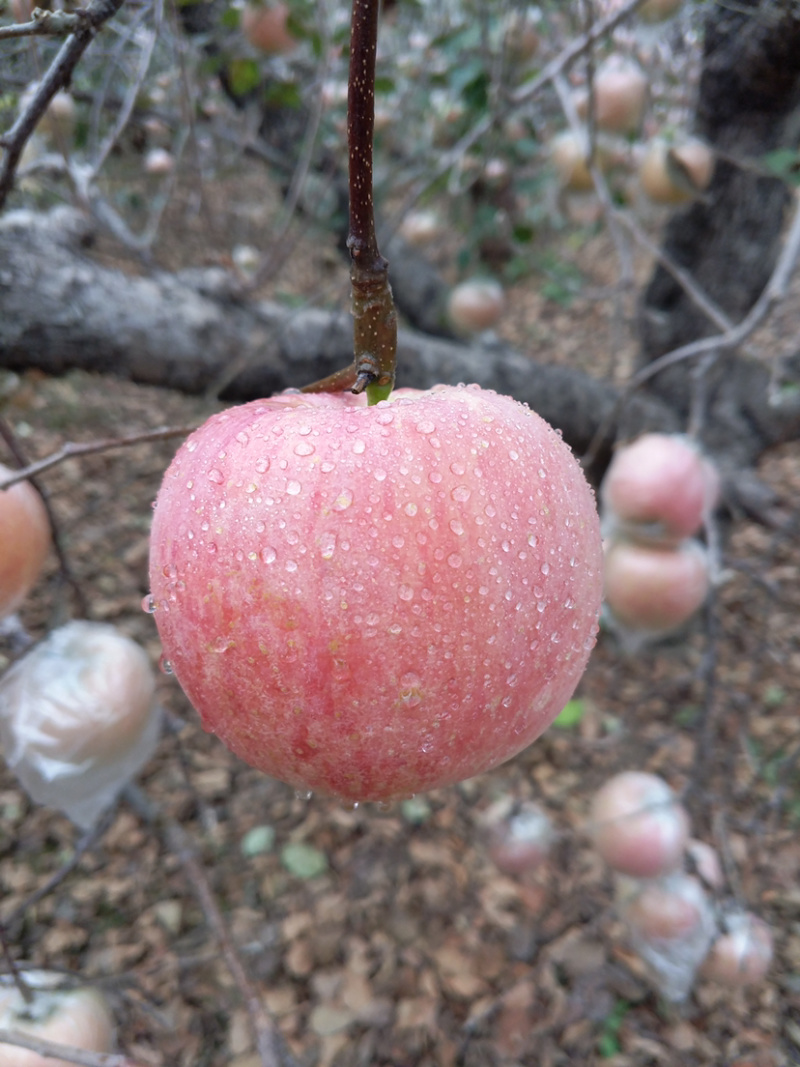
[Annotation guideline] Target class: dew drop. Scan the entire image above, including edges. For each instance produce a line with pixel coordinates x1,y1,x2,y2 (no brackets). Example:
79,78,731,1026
333,489,354,511
207,469,224,484
451,485,471,503
207,542,217,554
388,623,403,635
141,593,156,614
450,461,466,476
374,468,387,482
294,442,314,456
404,502,418,517
447,553,463,569
398,584,414,601
295,789,313,801
527,532,538,547
449,519,464,536
212,636,230,653
416,420,436,434
245,483,257,494
286,480,302,496
540,562,550,576
159,655,174,675
255,457,270,473
236,431,249,445
353,439,366,454
261,546,277,564
286,559,298,573
297,424,312,436
320,533,336,560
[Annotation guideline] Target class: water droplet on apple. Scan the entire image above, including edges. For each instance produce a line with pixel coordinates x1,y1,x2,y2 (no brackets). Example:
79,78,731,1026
212,636,230,653
404,502,418,517
286,559,298,572
320,533,336,560
236,432,249,445
333,489,354,510
449,519,464,536
208,468,224,484
450,461,466,476
286,480,302,496
388,623,403,635
255,457,270,473
261,547,277,564
294,789,313,801
538,467,547,479
207,542,217,554
294,442,314,456
142,593,156,613
297,424,312,436
159,655,174,675
398,584,414,601
447,553,463,569
540,562,550,575
353,440,366,454
451,485,471,503
186,440,197,452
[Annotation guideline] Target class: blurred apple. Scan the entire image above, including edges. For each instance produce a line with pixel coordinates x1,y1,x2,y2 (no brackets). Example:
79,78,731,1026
590,770,689,878
0,463,50,619
241,1,297,54
447,279,506,334
603,539,710,635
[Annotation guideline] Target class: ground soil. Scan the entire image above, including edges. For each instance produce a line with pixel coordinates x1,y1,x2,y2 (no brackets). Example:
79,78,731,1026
0,155,799,1067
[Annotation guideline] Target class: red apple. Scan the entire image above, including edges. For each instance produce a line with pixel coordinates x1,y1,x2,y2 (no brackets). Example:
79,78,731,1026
590,770,689,878
602,433,718,542
702,911,773,987
621,873,709,942
639,138,715,205
0,621,160,828
484,799,554,875
0,463,51,619
447,280,506,334
575,58,648,135
241,1,297,55
603,539,709,635
149,385,603,802
0,972,114,1067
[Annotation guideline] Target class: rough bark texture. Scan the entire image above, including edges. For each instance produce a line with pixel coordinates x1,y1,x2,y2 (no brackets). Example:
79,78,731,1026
0,206,676,479
638,0,800,455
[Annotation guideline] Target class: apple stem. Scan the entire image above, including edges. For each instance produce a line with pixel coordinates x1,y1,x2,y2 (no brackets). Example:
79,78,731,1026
302,0,396,404
347,0,397,405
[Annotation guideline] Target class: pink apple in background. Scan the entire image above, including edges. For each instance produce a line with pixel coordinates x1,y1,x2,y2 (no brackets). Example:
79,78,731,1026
0,972,114,1067
601,433,719,542
575,57,648,135
620,872,711,943
398,209,445,248
638,138,715,206
483,799,554,875
149,385,602,803
702,911,774,987
447,280,506,335
0,463,51,619
0,620,161,828
241,1,297,54
590,771,689,878
603,538,710,635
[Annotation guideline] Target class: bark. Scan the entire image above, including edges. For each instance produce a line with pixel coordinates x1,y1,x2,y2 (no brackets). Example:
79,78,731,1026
638,0,800,453
0,205,675,476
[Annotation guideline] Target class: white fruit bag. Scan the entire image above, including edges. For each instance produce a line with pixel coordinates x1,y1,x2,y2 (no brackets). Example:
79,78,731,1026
0,621,161,828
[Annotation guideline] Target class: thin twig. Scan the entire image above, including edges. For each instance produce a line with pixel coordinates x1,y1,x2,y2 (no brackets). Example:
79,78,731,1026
0,1030,141,1067
0,0,126,210
123,785,296,1067
0,8,84,40
582,189,800,467
0,425,194,490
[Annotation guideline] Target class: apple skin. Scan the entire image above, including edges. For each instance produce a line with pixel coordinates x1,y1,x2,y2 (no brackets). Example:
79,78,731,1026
0,975,114,1067
241,2,297,55
603,539,709,635
602,433,718,543
149,385,602,802
590,770,689,879
0,463,51,619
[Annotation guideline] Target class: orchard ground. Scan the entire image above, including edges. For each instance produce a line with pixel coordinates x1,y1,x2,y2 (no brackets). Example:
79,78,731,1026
1,159,799,1067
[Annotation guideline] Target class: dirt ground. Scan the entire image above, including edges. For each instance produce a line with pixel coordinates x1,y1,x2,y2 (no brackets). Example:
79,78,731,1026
1,157,799,1067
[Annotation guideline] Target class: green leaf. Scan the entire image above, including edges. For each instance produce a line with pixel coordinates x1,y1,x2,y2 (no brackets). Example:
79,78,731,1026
553,699,585,729
281,842,328,879
241,825,275,857
228,58,261,98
